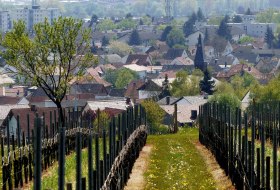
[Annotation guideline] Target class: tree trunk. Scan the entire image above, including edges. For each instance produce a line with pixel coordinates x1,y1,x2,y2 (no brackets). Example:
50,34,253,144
56,101,65,128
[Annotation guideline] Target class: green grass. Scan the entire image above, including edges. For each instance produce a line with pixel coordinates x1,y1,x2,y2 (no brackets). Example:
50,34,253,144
144,128,216,190
27,137,108,190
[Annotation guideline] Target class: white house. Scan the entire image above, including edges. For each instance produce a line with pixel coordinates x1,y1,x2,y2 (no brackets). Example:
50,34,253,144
123,64,147,79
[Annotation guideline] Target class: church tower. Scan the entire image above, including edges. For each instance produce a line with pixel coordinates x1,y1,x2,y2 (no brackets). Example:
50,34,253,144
194,34,206,72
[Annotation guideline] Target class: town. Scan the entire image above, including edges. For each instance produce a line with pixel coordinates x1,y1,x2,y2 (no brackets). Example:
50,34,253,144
0,0,280,189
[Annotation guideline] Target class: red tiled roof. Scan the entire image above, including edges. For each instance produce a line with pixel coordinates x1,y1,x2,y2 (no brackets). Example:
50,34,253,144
216,64,264,80
124,80,145,101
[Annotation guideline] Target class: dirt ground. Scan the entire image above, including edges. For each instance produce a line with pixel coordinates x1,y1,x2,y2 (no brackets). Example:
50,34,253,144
194,141,236,190
124,145,152,190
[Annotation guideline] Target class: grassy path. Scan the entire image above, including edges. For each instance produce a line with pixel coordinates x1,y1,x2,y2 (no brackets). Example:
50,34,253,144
143,128,217,190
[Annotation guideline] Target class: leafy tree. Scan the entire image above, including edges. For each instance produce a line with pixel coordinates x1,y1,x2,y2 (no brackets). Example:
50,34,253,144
96,19,116,31
252,76,280,103
214,81,235,95
142,15,152,25
125,13,133,19
160,25,172,41
109,41,133,56
199,69,215,95
102,36,110,47
212,35,227,57
166,28,185,48
238,36,254,44
192,68,204,77
129,29,141,46
0,17,95,124
117,18,137,30
197,8,205,22
141,99,165,132
265,25,275,49
171,70,200,97
232,15,243,23
89,14,98,27
104,69,118,85
104,68,138,89
209,93,241,111
217,17,232,40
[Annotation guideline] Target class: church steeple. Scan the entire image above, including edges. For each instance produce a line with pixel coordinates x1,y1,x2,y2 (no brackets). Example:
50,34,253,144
194,34,206,72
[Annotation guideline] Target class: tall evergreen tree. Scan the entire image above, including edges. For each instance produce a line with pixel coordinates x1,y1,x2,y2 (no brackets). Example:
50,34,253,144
160,26,172,41
129,29,141,45
194,34,206,72
102,36,109,47
265,26,274,49
91,40,98,53
245,8,252,15
183,13,197,37
217,17,232,40
199,69,215,95
89,14,98,27
197,8,205,22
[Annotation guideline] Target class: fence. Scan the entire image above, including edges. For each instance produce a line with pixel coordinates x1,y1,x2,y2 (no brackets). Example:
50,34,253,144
199,102,280,190
1,104,147,190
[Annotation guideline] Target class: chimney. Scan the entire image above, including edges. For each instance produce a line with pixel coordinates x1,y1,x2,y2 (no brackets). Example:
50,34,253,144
166,96,170,105
225,61,227,68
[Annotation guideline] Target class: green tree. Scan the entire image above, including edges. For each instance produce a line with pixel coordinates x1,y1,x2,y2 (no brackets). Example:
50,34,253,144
96,19,116,31
171,70,200,97
160,25,172,41
232,15,243,23
0,17,95,124
117,18,137,30
166,28,185,48
115,68,138,88
141,99,165,130
91,40,98,53
129,29,142,46
251,75,280,103
217,17,232,40
102,36,110,47
183,19,195,37
109,41,133,56
199,69,215,95
245,8,252,15
209,93,241,111
238,36,254,44
89,14,98,27
265,25,275,49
